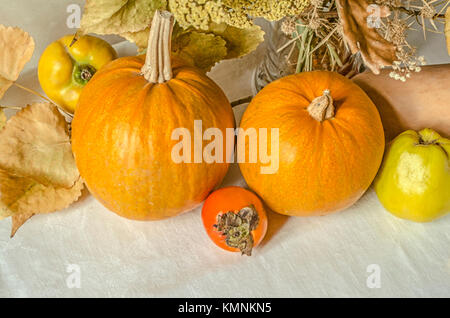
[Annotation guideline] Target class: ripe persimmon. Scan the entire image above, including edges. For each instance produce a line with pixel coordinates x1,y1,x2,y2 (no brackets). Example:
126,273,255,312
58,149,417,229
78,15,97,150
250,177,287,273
201,186,268,256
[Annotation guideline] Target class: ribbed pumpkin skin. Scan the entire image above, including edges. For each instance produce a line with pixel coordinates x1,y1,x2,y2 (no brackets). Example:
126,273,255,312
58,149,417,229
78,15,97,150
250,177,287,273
239,71,385,216
72,56,235,220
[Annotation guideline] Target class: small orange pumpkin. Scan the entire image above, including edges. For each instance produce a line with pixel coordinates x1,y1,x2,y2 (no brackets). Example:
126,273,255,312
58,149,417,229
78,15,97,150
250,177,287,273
239,71,385,216
71,11,235,220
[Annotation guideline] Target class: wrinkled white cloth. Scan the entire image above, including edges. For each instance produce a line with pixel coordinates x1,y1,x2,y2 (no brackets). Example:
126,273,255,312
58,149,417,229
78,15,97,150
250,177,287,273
1,0,449,298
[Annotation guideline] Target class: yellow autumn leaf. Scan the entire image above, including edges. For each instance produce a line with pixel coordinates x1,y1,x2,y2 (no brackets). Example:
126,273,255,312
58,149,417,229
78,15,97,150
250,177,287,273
207,23,265,59
0,172,83,219
0,25,35,99
0,103,79,188
446,8,450,55
0,103,83,236
125,23,264,72
124,22,197,52
121,28,151,51
0,171,84,237
172,31,228,72
11,212,34,238
123,27,237,72
78,1,264,71
10,176,83,237
80,0,167,36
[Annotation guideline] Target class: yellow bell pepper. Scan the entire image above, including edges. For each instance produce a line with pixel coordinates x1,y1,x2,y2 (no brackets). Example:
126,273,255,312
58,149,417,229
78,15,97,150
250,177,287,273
38,34,117,114
374,128,450,222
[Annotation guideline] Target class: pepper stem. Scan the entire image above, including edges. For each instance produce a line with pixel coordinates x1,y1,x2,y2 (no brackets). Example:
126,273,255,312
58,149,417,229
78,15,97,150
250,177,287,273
418,128,440,145
141,10,174,83
307,89,335,122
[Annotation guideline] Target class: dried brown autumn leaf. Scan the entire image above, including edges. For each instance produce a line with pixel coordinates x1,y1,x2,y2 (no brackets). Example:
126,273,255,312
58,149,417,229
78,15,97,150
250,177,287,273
0,171,83,218
80,0,167,36
121,28,151,51
446,7,450,55
9,178,84,237
126,23,264,72
0,25,35,99
11,212,34,238
0,103,83,236
172,31,228,72
207,23,265,60
336,0,397,74
0,103,79,188
0,171,84,237
121,23,187,53
0,108,6,130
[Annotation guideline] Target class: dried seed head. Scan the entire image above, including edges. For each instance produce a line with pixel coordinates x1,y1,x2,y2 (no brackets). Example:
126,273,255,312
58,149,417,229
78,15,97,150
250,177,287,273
310,0,324,7
281,17,297,35
421,4,436,19
384,19,407,45
375,0,402,6
309,18,321,30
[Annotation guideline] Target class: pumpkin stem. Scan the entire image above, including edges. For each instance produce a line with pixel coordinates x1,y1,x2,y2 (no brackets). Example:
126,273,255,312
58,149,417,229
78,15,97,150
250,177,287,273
141,10,174,83
307,89,335,122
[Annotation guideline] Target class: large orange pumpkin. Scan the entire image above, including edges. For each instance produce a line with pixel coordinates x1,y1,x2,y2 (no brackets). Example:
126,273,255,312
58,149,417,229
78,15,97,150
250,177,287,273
71,11,235,220
239,71,385,216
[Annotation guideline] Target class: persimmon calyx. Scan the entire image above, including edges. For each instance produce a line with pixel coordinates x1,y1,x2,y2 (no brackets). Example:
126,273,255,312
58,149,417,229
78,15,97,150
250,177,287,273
73,64,96,85
307,89,335,122
214,204,259,256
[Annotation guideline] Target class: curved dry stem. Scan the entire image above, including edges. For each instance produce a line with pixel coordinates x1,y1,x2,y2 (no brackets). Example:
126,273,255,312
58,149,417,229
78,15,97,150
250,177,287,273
141,10,174,83
13,82,51,103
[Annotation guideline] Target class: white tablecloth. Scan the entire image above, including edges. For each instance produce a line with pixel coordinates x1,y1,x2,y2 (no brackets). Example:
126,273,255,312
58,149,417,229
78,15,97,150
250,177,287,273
1,0,449,298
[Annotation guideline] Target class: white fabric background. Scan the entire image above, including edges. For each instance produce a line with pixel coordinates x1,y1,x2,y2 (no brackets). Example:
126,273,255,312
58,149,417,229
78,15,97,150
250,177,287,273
0,0,449,297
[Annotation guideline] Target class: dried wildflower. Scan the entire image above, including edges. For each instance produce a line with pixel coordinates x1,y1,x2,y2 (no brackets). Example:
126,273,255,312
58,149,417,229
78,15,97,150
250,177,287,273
278,0,449,81
420,2,436,19
274,1,355,75
169,0,250,30
384,19,408,45
281,17,297,35
169,0,310,30
310,0,324,7
308,20,321,30
375,0,401,7
378,0,448,79
389,46,427,81
237,0,311,21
